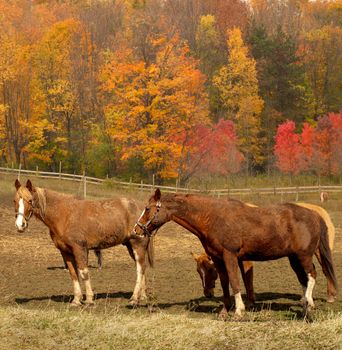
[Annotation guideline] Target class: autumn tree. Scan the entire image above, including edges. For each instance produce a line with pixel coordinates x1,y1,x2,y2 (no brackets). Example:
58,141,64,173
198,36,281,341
302,25,342,116
312,113,342,178
213,28,264,175
100,36,210,182
274,120,302,177
185,119,244,181
0,0,34,166
28,19,82,170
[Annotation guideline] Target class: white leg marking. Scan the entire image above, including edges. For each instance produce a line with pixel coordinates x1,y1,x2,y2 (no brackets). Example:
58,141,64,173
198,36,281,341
15,198,25,230
234,292,245,316
79,268,94,303
131,250,144,301
72,279,83,305
305,273,315,308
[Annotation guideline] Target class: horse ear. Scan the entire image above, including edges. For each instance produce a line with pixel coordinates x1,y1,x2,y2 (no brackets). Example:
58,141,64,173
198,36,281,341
15,179,21,190
191,252,199,261
154,188,161,201
26,179,34,192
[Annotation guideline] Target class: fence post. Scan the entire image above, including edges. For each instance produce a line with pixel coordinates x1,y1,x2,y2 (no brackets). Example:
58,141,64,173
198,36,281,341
295,186,299,202
176,178,178,193
140,179,143,195
83,170,87,199
59,161,62,179
18,163,22,180
36,165,39,177
152,174,155,190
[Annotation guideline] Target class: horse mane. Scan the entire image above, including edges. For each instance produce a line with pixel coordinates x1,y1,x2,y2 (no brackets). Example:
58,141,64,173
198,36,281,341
17,187,32,202
35,187,47,219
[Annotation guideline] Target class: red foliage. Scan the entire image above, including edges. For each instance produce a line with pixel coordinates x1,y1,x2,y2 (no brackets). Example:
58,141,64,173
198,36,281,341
187,119,244,177
313,113,342,175
274,121,302,175
275,112,342,176
300,122,315,171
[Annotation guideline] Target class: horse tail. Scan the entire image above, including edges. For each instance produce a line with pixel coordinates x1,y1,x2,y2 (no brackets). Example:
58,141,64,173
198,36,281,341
296,203,335,250
146,236,155,268
318,217,338,295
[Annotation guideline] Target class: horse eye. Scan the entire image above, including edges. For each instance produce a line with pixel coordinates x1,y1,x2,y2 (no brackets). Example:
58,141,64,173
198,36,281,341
145,207,150,212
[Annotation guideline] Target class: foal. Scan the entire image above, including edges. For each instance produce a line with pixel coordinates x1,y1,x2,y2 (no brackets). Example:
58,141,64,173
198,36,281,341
14,179,153,306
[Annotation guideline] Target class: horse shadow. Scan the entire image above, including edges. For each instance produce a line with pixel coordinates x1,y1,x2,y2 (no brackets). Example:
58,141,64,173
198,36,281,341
169,291,326,317
47,265,100,271
15,291,132,304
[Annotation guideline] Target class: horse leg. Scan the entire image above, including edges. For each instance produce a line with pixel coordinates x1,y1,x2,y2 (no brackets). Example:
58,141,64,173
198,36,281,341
239,260,255,306
211,256,231,319
60,251,82,306
73,244,94,305
222,250,245,317
95,249,102,269
315,249,336,303
129,240,148,305
61,254,68,270
289,255,317,313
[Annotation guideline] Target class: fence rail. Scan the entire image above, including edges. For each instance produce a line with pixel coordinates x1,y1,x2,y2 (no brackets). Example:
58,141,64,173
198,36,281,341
1,166,341,198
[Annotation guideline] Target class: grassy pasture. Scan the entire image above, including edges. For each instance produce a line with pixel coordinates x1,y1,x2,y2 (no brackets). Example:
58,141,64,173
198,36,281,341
1,174,342,349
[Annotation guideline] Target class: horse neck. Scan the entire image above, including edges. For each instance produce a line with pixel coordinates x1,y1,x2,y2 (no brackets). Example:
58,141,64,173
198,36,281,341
35,189,71,225
166,196,209,240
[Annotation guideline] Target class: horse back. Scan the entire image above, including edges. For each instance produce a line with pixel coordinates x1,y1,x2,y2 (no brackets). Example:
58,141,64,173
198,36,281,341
53,196,141,249
227,203,322,261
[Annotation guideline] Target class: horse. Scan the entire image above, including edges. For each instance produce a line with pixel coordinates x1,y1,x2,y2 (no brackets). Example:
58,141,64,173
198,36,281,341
192,202,337,304
134,189,337,318
320,191,329,203
191,252,255,304
14,179,154,306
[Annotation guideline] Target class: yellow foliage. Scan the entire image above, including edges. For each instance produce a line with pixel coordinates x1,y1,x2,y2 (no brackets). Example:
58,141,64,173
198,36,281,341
100,36,209,178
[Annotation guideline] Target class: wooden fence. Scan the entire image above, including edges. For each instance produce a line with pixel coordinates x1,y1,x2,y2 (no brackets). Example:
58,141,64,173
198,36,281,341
1,166,341,199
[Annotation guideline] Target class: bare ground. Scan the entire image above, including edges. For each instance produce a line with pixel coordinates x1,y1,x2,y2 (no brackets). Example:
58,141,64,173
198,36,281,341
1,188,342,322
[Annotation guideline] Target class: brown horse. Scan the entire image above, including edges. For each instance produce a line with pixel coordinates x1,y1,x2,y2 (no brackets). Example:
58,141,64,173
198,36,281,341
135,189,337,317
193,202,337,303
14,179,154,306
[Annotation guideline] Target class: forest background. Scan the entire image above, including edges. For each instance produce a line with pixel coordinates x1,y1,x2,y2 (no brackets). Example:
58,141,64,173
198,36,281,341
0,0,341,186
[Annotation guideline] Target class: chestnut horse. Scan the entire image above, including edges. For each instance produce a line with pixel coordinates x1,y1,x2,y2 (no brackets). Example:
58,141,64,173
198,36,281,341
193,202,337,304
135,189,337,317
14,179,154,306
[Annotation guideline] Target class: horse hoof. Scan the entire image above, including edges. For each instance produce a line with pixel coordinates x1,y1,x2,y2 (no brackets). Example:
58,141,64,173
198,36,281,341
70,299,82,307
84,299,95,306
218,308,228,321
129,299,139,307
327,296,335,303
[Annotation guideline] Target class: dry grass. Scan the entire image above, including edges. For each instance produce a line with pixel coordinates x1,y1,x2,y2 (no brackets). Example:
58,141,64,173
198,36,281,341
1,305,342,350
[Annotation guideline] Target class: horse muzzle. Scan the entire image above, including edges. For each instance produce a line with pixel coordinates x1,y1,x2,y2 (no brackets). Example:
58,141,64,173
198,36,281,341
204,288,215,298
16,222,27,233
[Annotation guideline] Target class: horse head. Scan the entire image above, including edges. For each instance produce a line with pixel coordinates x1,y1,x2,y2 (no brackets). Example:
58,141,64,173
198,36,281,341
191,252,218,298
133,188,169,236
14,179,36,232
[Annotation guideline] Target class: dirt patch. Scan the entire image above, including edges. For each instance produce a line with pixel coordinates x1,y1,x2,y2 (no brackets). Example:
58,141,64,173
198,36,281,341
1,191,342,319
